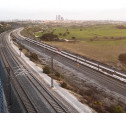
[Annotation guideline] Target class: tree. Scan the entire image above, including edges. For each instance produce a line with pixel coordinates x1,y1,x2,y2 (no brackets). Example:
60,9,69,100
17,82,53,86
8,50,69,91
118,53,126,64
71,37,76,40
63,33,66,36
59,33,62,36
117,25,126,29
30,53,38,61
43,66,50,74
55,72,60,77
40,33,59,41
61,82,67,88
19,48,23,57
80,29,83,31
66,31,70,34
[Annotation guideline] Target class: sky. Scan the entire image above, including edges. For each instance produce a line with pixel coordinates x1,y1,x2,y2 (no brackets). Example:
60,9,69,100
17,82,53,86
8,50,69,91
0,0,126,21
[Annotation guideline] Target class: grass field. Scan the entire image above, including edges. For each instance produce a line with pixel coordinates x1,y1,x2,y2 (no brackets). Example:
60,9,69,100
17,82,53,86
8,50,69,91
35,24,126,41
43,25,126,70
22,24,126,70
47,39,126,67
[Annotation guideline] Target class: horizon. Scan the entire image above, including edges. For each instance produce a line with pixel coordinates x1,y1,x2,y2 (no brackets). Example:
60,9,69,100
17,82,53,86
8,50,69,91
1,18,126,22
1,0,126,21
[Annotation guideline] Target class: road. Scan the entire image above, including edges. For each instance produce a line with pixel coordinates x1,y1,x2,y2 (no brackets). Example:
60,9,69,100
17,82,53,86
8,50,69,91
12,28,126,99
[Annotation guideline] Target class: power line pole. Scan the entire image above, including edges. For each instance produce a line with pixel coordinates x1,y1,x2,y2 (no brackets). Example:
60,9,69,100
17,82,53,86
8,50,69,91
51,56,54,88
76,55,79,70
6,67,12,106
43,42,45,56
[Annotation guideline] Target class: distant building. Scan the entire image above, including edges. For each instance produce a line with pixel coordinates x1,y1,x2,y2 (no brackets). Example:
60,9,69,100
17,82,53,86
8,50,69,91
61,17,64,21
56,15,58,20
58,15,61,21
56,15,64,21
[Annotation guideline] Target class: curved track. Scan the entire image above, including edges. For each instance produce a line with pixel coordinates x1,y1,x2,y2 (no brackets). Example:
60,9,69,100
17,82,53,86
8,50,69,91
0,32,71,113
12,29,126,99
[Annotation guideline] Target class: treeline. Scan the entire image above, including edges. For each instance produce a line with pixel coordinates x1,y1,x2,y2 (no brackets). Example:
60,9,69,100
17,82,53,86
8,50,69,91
0,22,22,33
40,33,59,41
0,22,11,33
116,25,126,29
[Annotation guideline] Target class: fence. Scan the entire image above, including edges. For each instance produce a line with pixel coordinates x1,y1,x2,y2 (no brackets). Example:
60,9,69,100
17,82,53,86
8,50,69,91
0,60,4,113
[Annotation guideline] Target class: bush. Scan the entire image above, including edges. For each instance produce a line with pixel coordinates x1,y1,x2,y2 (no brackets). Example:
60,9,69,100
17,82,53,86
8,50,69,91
40,33,59,41
30,53,38,61
113,105,123,113
61,75,64,79
71,37,76,40
90,39,94,41
55,72,60,78
61,82,67,88
19,45,24,52
19,47,23,51
59,33,62,36
118,53,126,64
98,101,102,106
66,31,70,34
63,33,66,36
43,66,50,74
78,89,84,96
93,105,103,112
19,45,24,50
84,89,94,97
108,105,123,113
117,25,126,29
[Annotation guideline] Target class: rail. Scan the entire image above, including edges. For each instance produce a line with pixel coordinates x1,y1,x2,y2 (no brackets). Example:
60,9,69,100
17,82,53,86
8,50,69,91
4,32,70,113
22,37,126,83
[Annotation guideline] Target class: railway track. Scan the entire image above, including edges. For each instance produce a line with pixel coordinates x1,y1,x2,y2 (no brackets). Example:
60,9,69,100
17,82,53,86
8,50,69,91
6,36,70,113
0,33,39,113
24,37,126,83
1,32,71,113
13,29,126,83
11,29,126,99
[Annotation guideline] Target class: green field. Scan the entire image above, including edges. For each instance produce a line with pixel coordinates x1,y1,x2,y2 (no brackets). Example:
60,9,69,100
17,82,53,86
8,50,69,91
35,24,126,41
22,24,126,70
